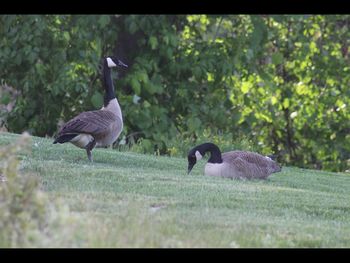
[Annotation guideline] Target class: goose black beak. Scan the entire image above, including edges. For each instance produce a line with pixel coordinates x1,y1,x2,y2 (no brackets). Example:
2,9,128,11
117,59,128,68
188,163,194,175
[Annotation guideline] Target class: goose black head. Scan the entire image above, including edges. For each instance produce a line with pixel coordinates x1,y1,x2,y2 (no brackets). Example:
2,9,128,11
106,56,128,68
187,155,196,174
187,145,205,174
187,143,223,174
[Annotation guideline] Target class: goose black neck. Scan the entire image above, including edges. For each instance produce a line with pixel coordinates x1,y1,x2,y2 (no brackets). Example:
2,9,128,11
200,143,223,163
102,61,116,107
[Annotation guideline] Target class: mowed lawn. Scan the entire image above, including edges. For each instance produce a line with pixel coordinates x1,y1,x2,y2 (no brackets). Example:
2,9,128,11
1,132,350,247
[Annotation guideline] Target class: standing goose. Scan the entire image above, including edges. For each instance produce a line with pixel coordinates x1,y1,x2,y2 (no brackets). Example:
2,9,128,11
53,56,128,162
187,143,281,179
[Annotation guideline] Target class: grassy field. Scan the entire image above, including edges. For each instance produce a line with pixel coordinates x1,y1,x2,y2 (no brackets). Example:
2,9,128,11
1,131,350,247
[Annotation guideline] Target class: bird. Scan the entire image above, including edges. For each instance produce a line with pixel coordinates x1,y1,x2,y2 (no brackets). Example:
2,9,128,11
53,56,128,162
187,142,281,179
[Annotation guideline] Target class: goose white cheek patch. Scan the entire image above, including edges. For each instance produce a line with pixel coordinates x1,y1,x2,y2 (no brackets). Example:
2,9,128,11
106,57,117,67
195,150,203,161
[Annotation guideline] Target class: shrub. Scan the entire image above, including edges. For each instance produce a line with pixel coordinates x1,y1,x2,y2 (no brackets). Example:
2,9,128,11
0,132,74,247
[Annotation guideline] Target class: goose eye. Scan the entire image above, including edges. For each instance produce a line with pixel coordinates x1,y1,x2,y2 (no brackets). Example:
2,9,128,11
188,156,195,162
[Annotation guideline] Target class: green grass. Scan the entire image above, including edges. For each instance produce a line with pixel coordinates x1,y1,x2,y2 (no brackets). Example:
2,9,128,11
1,131,350,247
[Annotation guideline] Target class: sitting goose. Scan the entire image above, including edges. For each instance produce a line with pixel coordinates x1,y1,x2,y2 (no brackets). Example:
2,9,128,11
53,56,127,162
187,143,281,179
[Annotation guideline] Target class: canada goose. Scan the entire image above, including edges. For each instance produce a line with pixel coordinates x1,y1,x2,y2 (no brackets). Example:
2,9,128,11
187,143,281,179
53,56,128,162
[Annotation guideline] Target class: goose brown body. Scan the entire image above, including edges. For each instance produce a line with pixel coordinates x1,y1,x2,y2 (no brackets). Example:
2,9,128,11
205,150,281,179
188,143,281,179
53,56,127,161
56,104,123,149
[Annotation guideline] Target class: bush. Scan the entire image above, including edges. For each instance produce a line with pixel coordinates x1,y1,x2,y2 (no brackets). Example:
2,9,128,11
117,128,261,160
2,15,350,171
0,132,74,247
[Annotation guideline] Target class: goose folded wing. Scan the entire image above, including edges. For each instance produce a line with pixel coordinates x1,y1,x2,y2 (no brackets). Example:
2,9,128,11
224,151,268,166
223,151,269,174
58,110,119,136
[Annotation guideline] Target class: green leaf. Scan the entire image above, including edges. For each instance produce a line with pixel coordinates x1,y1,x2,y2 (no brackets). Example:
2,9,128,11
193,67,202,79
295,82,307,95
271,15,285,23
145,82,156,94
138,71,149,83
91,91,103,108
98,16,110,28
63,31,70,42
140,138,153,152
271,96,278,105
143,101,151,108
241,81,252,94
250,16,267,54
131,78,141,94
14,55,22,65
282,98,290,108
272,52,283,65
1,92,11,105
170,35,178,46
153,84,164,94
309,41,318,53
149,36,158,50
187,116,201,132
163,35,169,45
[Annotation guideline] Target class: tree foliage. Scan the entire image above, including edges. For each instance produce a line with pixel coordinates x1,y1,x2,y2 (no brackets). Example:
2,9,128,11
1,15,349,171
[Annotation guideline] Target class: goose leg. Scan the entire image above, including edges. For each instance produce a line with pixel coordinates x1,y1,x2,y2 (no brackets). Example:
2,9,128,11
85,139,96,162
86,149,93,162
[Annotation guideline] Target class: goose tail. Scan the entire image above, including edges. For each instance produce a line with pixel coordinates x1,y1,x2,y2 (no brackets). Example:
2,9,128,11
53,134,78,144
